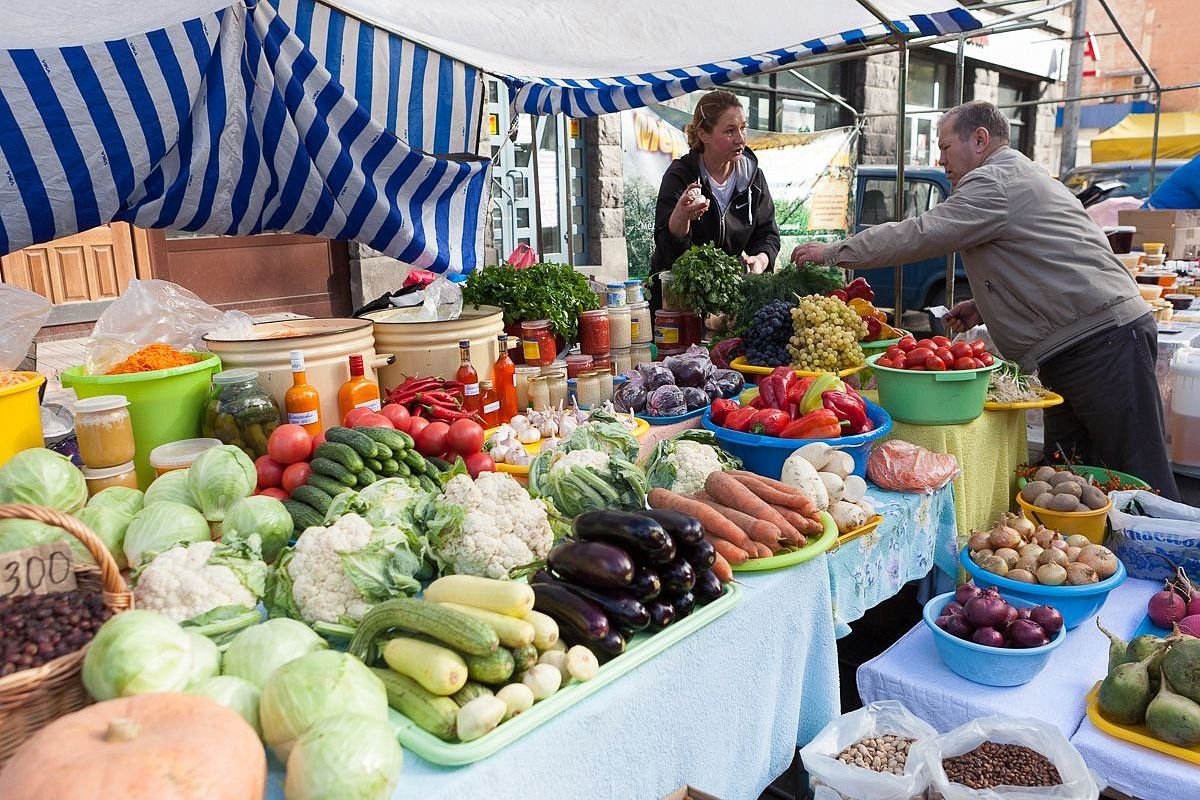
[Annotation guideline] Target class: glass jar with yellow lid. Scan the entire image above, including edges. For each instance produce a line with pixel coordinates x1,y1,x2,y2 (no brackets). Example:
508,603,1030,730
74,395,135,469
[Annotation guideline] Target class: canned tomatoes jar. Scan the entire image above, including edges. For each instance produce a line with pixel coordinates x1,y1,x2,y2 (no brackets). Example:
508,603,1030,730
654,310,683,347
579,309,610,356
521,320,557,366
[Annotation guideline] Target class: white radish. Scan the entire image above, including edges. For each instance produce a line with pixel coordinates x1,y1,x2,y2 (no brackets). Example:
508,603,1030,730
842,475,868,503
828,500,868,533
537,650,570,682
522,663,562,700
823,450,855,479
456,696,507,741
819,472,845,503
796,442,833,470
495,683,535,720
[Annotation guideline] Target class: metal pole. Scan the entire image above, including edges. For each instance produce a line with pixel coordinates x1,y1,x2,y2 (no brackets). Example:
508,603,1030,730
784,69,860,118
1095,0,1162,192
1150,89,1162,193
1059,0,1088,176
894,39,909,322
857,81,1200,117
947,34,966,310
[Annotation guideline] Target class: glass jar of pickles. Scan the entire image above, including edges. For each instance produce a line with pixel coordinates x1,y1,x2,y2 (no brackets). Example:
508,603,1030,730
74,395,135,469
202,369,282,459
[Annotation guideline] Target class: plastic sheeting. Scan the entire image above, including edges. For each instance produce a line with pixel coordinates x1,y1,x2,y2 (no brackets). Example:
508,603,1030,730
1092,112,1200,163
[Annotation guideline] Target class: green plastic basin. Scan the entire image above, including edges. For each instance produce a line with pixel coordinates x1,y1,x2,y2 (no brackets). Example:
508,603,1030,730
865,352,998,425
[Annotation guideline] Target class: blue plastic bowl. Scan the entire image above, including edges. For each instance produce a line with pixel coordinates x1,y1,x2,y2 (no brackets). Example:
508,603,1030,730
923,591,1066,687
959,549,1126,630
700,398,891,480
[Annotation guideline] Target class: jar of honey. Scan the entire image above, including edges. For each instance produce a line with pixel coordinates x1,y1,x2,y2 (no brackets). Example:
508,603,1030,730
82,461,139,496
74,395,135,469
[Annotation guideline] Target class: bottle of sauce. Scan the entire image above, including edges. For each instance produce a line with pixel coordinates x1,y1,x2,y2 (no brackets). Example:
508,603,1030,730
285,350,322,435
480,380,501,427
337,354,382,422
493,335,518,423
456,339,482,414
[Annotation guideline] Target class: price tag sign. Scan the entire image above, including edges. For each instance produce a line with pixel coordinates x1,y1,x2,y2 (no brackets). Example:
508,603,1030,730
0,541,77,599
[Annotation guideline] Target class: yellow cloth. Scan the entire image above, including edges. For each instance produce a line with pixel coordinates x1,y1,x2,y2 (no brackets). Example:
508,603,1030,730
1090,112,1200,162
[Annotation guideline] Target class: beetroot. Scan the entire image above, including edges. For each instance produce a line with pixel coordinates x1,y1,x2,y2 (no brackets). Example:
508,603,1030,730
1179,614,1200,638
971,626,1006,648
1188,592,1200,618
964,589,1010,629
1008,618,1050,648
1148,589,1188,629
937,613,973,640
955,583,982,606
1029,605,1064,637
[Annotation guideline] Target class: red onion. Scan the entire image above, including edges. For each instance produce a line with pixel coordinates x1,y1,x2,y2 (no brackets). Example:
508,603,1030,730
971,626,1006,648
964,589,1009,629
1179,614,1200,638
941,601,965,617
1015,607,1032,621
1148,589,1188,629
1002,604,1019,630
937,613,973,640
955,583,982,606
1008,619,1050,648
1029,605,1064,637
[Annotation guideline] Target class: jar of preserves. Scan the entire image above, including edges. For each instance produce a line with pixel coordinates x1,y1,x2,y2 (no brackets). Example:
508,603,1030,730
605,283,626,306
628,301,652,344
565,353,594,379
544,369,568,408
515,365,542,411
596,370,615,404
202,369,283,459
631,342,654,367
527,376,551,411
149,438,222,477
82,461,138,496
590,353,612,375
624,279,645,305
654,310,684,348
578,310,610,356
521,320,557,366
576,371,599,407
480,381,501,427
607,305,632,349
658,271,681,311
74,395,135,469
611,347,633,375
681,312,704,347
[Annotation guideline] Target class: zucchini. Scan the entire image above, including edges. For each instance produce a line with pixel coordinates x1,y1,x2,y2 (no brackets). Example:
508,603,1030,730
281,499,323,531
355,467,378,488
348,597,499,660
464,647,515,685
290,485,335,515
425,575,536,617
306,473,350,498
438,602,536,649
381,458,401,475
452,681,494,707
310,457,357,485
325,427,379,460
372,667,459,741
358,427,413,453
509,643,539,672
522,609,560,650
315,441,364,472
383,637,468,696
364,457,384,473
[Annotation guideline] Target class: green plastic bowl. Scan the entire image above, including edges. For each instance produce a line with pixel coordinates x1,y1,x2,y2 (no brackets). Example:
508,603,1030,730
859,336,902,357
1017,465,1150,491
61,353,222,489
865,352,998,425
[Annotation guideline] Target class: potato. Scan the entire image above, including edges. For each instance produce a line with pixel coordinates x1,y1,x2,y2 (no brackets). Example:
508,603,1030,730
1048,493,1083,512
1052,481,1082,498
1020,480,1052,503
1047,471,1077,486
1033,492,1057,509
1081,485,1108,510
1033,466,1057,483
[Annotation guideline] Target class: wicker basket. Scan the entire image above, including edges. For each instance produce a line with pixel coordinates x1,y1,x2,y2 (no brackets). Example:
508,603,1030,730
0,503,133,767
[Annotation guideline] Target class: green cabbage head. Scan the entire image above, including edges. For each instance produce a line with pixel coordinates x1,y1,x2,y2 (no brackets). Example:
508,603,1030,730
221,618,328,689
73,506,133,569
187,675,262,736
188,445,256,522
122,501,210,568
0,448,87,513
144,468,198,508
87,486,144,517
82,610,197,700
223,495,294,563
285,714,403,800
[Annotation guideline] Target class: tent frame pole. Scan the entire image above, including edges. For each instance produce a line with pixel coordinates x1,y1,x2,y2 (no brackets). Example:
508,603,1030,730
1094,0,1161,191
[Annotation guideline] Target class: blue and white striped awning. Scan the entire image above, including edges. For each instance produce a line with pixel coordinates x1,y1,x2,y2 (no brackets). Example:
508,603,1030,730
0,0,488,272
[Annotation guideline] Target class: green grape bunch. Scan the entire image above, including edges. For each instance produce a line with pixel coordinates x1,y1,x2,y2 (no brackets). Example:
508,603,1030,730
787,294,868,371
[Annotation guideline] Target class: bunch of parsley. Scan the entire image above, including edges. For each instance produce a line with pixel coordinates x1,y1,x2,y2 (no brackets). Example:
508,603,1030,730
463,262,598,342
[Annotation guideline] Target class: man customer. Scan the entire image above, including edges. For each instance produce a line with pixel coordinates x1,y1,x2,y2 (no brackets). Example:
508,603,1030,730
790,100,1179,499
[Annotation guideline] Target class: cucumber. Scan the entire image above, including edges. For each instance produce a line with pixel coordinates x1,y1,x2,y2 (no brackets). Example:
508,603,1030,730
348,597,500,659
315,441,364,472
355,467,378,488
464,647,515,685
383,637,468,696
281,499,323,531
373,442,393,460
310,457,357,485
452,681,494,707
364,457,384,473
388,460,409,477
418,475,439,493
438,602,536,649
372,668,459,741
291,485,335,515
306,473,350,498
426,456,452,472
325,427,379,460
358,427,413,453
403,450,426,471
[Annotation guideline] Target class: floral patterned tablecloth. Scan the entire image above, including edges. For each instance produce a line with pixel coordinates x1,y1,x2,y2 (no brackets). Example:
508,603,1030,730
825,483,957,638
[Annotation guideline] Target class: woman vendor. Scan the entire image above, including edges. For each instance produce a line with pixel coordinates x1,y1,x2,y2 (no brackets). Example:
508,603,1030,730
648,91,780,311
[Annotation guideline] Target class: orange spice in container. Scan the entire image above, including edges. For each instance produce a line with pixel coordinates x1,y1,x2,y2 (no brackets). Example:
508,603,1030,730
105,344,197,374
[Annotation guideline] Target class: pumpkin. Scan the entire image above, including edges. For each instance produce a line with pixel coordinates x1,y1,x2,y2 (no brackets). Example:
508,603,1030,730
0,693,265,799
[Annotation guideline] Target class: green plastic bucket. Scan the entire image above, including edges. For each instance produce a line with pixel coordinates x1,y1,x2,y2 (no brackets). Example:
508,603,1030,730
61,353,221,489
866,352,997,425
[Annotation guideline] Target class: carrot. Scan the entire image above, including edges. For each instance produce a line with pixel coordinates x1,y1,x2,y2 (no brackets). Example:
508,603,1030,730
705,534,749,565
711,551,733,583
691,492,784,549
754,542,774,558
770,505,813,546
704,472,803,544
648,488,754,551
730,471,820,516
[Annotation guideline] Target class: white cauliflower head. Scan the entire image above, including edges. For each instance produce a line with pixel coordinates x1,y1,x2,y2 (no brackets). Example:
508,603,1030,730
134,540,259,623
550,449,609,476
669,440,726,495
433,472,554,579
287,513,374,624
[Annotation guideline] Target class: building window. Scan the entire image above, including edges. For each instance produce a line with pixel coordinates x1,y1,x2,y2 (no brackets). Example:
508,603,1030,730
690,64,853,135
905,54,958,166
997,78,1032,156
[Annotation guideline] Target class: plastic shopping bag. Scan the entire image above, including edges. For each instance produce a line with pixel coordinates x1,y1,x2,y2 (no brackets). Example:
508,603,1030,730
798,700,936,800
1106,489,1200,581
84,279,253,374
506,243,538,268
358,276,463,323
0,285,51,369
911,716,1101,800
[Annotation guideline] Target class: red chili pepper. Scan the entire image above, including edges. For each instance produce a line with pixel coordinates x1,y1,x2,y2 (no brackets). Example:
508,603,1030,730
780,408,842,439
710,398,739,426
724,406,760,433
821,390,869,435
424,404,474,421
749,408,791,437
415,391,460,405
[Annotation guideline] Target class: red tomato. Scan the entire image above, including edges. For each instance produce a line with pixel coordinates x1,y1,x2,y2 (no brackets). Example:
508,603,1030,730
876,357,894,368
931,335,952,349
950,341,973,359
897,336,917,352
970,339,987,355
464,451,495,478
312,430,327,448
259,487,290,501
282,461,312,493
415,421,451,457
379,403,411,431
916,338,936,351
978,352,995,366
935,347,955,368
344,406,378,427
892,353,908,370
354,413,395,429
254,455,285,490
908,365,926,371
268,424,314,465
907,348,933,366
885,345,905,360
407,416,431,439
925,354,947,371
953,356,977,370
446,419,485,456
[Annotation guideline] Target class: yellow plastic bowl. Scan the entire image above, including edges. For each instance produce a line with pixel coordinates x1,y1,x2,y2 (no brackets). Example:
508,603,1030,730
0,372,46,468
729,356,867,379
1016,492,1113,545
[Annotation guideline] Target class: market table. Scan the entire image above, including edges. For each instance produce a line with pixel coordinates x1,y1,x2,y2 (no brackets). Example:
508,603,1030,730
264,559,840,800
825,483,957,638
855,578,1159,740
1069,714,1200,799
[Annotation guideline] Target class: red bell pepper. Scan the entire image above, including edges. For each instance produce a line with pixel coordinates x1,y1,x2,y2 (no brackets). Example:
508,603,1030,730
822,390,870,435
749,395,767,409
760,366,796,411
749,408,791,437
724,406,760,433
780,408,843,439
710,397,739,426
830,289,849,303
863,315,882,340
845,277,876,303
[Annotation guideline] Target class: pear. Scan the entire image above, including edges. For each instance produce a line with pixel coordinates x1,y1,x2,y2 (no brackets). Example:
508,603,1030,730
1161,636,1200,704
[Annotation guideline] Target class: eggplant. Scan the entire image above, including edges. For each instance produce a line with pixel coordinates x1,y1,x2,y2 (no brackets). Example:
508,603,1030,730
658,557,696,596
646,600,676,632
629,565,661,602
692,569,724,604
644,538,677,565
639,508,704,546
574,510,673,556
678,538,716,572
547,540,635,589
593,630,627,662
531,582,610,643
533,572,649,631
670,591,696,620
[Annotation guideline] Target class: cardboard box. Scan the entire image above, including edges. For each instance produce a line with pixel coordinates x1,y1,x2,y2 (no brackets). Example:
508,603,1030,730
662,787,723,800
1117,209,1200,258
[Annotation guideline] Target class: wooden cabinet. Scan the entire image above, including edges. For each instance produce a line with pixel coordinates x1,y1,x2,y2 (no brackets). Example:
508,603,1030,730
1,223,147,304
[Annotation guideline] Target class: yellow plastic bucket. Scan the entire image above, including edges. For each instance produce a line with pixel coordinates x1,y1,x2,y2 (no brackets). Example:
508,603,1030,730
61,353,221,489
0,372,46,467
1016,493,1113,545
